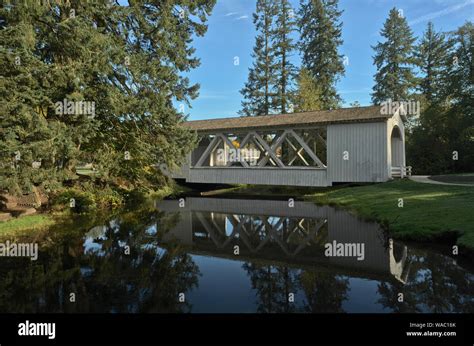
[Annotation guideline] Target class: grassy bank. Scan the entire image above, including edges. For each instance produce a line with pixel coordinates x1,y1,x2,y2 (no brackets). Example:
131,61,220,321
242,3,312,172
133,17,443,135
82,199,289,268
0,185,180,235
227,180,474,254
0,214,56,235
308,180,474,253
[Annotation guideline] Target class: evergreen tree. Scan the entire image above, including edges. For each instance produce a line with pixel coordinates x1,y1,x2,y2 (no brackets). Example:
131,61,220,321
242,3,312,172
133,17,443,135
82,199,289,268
299,270,349,312
298,0,344,110
415,22,451,103
445,22,473,109
0,1,216,194
407,22,473,174
444,22,474,173
243,263,299,312
293,68,323,112
0,3,84,195
240,0,278,116
371,8,416,104
273,0,298,113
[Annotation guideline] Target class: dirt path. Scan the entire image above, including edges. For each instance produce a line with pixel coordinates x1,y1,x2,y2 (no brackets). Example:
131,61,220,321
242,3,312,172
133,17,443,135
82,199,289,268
409,175,474,187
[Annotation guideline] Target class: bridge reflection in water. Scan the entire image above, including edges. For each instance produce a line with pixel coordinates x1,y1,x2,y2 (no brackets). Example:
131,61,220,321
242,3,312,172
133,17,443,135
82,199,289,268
156,197,410,284
0,196,470,314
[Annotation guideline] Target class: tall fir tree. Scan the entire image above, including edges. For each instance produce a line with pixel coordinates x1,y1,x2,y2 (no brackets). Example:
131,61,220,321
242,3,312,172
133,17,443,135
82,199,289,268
273,0,298,113
240,0,278,116
240,0,297,116
371,8,416,104
414,21,451,103
445,22,473,109
298,0,344,110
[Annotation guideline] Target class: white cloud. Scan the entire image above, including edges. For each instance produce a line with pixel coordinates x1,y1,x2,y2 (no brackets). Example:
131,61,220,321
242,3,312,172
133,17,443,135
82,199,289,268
235,15,249,20
408,0,474,25
224,12,238,17
198,90,234,100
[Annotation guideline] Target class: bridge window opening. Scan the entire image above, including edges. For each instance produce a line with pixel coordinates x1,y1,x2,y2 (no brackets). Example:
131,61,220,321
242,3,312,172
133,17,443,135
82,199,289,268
390,126,403,167
190,211,329,256
191,127,327,169
390,125,405,178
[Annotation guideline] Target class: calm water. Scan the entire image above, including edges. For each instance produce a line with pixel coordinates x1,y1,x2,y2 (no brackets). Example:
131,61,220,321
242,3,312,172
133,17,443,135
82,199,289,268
0,196,472,313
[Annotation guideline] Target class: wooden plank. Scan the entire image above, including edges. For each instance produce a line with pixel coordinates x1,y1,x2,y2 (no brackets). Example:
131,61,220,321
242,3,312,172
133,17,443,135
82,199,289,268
194,135,221,167
218,133,250,168
187,167,330,187
253,131,286,168
292,219,327,256
286,137,309,166
317,132,327,147
289,129,326,168
194,212,224,248
237,133,256,167
250,136,277,166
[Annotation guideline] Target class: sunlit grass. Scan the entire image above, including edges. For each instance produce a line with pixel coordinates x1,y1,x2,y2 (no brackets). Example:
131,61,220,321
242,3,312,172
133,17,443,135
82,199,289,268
0,214,55,235
309,180,474,252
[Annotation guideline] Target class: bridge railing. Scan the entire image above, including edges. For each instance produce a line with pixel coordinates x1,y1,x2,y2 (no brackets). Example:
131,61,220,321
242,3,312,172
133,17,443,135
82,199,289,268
391,166,412,178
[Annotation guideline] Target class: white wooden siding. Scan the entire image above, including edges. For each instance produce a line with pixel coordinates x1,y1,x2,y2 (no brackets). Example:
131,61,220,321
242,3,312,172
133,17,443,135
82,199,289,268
186,167,330,186
157,197,329,218
327,208,389,273
327,121,389,183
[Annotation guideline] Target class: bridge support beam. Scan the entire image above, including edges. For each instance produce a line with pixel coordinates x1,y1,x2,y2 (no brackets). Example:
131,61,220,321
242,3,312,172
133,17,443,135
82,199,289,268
192,127,327,169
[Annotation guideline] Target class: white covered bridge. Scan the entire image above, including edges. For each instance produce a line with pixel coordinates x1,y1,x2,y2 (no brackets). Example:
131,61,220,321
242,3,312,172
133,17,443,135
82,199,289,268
173,106,408,187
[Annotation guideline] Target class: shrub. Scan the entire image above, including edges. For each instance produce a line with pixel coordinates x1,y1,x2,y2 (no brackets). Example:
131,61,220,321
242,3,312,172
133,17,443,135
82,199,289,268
51,189,97,214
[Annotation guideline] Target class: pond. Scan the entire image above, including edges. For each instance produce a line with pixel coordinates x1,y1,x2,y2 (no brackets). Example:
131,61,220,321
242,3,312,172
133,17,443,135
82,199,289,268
0,196,472,313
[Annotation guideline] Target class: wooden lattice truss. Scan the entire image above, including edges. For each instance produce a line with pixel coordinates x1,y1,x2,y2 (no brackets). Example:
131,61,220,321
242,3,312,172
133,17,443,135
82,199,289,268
193,128,327,168
193,212,328,257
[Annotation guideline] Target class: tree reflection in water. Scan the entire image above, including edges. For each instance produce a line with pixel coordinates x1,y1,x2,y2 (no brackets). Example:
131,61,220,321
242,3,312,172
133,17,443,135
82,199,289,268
243,263,350,313
376,251,474,313
0,208,200,313
242,255,472,313
0,201,472,313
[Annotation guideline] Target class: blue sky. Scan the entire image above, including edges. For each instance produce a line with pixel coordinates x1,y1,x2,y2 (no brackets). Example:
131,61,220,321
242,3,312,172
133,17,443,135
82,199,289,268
183,0,473,120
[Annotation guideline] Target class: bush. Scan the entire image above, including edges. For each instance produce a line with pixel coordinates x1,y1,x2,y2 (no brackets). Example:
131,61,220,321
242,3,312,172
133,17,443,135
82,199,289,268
51,189,97,214
124,189,148,206
91,187,123,209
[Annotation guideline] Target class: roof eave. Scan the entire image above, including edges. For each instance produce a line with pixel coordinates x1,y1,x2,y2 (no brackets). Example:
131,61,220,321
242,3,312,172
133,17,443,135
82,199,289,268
184,117,391,133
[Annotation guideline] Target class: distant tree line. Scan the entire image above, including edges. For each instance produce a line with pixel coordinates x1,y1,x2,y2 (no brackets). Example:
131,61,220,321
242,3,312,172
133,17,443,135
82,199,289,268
240,0,344,115
374,9,473,174
241,1,473,174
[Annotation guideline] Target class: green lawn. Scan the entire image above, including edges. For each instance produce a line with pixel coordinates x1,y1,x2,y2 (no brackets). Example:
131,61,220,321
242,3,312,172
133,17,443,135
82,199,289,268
0,185,178,235
0,214,55,235
309,180,474,253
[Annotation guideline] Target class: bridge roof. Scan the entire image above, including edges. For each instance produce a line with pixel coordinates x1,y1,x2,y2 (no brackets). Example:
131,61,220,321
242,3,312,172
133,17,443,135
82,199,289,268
183,105,389,132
